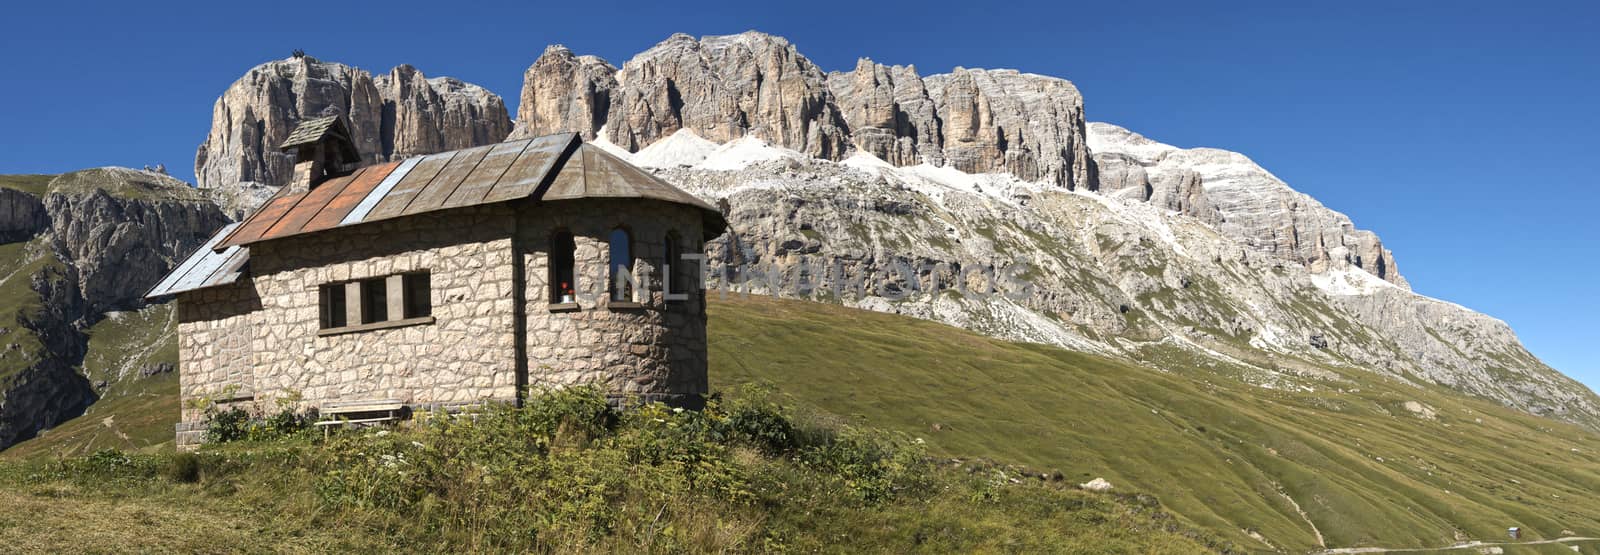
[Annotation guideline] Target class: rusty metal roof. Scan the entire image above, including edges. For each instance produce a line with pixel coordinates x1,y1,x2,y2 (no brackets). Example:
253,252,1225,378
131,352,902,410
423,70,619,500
145,223,250,298
215,133,725,250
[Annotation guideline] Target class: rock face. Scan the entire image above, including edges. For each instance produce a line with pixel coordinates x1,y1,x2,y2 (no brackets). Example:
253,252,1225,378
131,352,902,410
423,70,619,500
374,65,513,160
510,45,617,141
0,168,226,450
602,33,850,159
514,32,1093,190
43,168,230,315
826,59,942,168
195,56,511,215
922,68,1089,189
1087,122,1405,286
0,188,48,243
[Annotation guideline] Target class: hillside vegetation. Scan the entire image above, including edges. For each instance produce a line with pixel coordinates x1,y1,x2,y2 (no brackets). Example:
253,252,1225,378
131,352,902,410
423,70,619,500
4,295,1599,553
0,387,1224,553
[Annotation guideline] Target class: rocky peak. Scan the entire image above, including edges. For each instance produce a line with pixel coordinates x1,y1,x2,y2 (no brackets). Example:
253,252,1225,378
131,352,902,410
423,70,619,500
515,32,1092,190
826,58,942,168
510,45,618,141
604,31,850,158
195,56,511,215
374,65,513,160
1087,122,1406,287
42,168,228,316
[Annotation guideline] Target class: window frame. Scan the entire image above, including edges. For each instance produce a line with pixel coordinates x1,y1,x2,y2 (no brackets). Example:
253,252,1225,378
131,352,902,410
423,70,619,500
549,230,577,306
607,227,635,305
316,270,435,336
663,230,686,300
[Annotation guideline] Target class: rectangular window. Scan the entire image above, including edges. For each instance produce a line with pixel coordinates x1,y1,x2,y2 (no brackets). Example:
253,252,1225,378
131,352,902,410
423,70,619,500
319,284,347,329
318,271,434,334
403,272,431,319
360,278,387,324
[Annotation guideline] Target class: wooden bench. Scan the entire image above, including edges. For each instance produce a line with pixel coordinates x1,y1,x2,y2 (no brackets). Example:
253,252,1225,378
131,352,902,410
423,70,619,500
314,399,408,437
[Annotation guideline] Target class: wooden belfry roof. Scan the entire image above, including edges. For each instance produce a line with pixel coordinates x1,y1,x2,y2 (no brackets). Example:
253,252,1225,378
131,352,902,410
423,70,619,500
215,132,726,250
279,115,361,166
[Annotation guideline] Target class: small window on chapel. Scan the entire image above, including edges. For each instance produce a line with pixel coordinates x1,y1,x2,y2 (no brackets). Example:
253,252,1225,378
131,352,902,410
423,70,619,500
550,231,576,304
402,272,431,318
319,284,347,329
360,277,387,324
318,270,433,333
608,228,633,302
664,231,686,297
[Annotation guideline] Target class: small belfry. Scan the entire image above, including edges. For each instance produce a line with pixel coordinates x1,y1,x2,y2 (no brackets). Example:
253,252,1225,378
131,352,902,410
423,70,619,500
149,118,726,449
278,115,363,192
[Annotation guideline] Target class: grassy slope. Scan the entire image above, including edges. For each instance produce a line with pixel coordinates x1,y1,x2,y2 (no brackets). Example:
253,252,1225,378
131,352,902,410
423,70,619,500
0,174,54,196
4,295,1598,552
707,296,1600,552
43,168,206,201
0,390,1225,553
0,239,65,385
1,304,179,459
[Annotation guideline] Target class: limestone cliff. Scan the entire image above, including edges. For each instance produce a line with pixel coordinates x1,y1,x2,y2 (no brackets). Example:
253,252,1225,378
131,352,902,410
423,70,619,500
509,45,617,141
0,188,48,243
194,56,511,216
515,32,1395,289
603,33,851,159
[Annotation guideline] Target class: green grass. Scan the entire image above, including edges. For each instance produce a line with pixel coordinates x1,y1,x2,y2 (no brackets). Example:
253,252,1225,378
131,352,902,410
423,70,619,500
0,302,179,460
0,388,1224,553
0,239,67,385
707,296,1600,553
44,168,205,201
0,174,55,196
5,295,1600,553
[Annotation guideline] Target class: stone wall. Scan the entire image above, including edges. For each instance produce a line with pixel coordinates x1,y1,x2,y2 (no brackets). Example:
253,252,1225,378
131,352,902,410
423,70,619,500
248,206,521,409
517,198,708,404
176,280,261,422
176,206,520,433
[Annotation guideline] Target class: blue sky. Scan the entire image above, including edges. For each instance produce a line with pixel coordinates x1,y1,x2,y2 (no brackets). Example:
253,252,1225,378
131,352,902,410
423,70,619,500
1,1,1595,388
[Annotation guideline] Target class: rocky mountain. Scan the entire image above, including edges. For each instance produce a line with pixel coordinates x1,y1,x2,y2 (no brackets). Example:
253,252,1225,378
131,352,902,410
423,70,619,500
194,56,512,216
508,31,1596,428
0,170,225,449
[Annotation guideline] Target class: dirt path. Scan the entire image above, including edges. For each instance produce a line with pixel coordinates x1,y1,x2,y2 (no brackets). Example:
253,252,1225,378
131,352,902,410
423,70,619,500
1313,536,1600,554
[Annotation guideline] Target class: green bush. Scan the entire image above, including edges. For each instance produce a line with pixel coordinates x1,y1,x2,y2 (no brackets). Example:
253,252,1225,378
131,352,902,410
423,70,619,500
0,385,1229,553
203,406,314,444
162,452,202,483
305,386,939,550
203,406,250,443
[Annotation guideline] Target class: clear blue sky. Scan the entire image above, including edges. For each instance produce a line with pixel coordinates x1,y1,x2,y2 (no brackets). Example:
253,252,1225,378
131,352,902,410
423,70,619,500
1,1,1595,388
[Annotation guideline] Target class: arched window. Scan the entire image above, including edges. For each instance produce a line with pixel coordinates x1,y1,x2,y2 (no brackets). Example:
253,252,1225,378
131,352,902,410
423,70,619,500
550,231,576,304
664,230,685,298
608,228,633,302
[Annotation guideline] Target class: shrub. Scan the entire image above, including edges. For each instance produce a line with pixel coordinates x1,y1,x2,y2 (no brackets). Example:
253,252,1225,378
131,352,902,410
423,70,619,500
719,387,798,455
203,406,250,443
162,452,202,483
203,406,314,444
